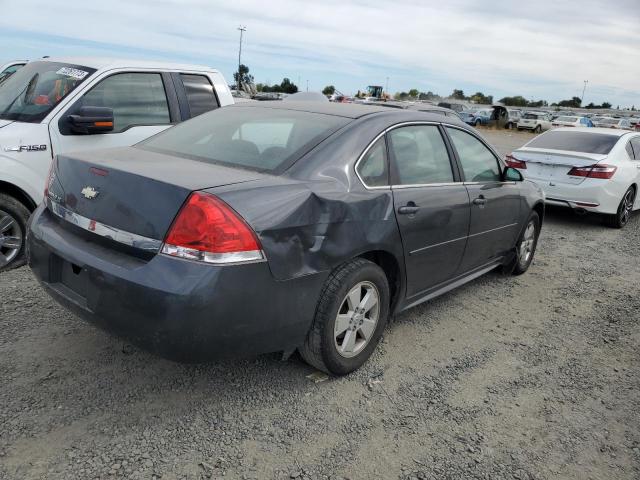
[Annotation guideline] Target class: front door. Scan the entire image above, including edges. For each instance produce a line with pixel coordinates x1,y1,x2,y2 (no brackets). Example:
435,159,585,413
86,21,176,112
389,124,470,299
445,127,521,272
50,71,175,156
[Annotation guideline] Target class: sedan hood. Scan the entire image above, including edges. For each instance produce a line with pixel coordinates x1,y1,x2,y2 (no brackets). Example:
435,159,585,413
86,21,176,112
48,146,265,242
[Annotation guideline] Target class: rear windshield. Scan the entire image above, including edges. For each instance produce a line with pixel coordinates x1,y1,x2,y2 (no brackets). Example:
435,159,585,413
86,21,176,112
523,113,542,119
0,61,95,123
139,107,350,173
525,131,619,154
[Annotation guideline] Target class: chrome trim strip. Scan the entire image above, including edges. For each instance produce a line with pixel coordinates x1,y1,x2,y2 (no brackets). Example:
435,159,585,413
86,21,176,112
409,223,518,255
546,197,599,207
48,200,163,252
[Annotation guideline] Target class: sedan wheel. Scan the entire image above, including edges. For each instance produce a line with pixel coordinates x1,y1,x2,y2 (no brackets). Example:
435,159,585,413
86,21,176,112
605,187,635,228
534,125,542,133
512,211,540,275
299,258,390,375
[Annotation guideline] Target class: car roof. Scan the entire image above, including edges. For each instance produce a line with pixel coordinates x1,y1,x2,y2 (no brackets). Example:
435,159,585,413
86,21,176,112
551,127,631,136
29,56,220,73
226,101,469,125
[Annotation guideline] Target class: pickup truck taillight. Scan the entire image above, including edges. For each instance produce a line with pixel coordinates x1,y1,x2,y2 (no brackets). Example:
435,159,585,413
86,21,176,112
505,154,527,169
162,192,264,264
567,164,617,179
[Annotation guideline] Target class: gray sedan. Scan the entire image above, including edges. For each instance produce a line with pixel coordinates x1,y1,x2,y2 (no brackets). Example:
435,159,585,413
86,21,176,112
28,102,544,375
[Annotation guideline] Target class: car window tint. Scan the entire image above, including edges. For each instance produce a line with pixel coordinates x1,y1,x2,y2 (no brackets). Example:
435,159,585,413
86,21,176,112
526,131,619,154
139,107,349,173
357,136,388,187
79,73,170,133
180,74,218,117
446,127,501,182
389,125,453,185
626,141,635,159
630,138,640,160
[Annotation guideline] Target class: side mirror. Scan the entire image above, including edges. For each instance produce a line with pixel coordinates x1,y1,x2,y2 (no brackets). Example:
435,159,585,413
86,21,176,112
68,106,114,134
504,166,523,182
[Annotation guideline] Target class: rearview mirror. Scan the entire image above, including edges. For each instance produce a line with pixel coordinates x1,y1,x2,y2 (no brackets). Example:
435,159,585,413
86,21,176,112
68,106,114,135
504,166,523,182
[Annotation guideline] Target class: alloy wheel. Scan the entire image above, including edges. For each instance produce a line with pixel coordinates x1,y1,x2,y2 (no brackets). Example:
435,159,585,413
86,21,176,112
0,209,23,267
334,281,380,358
619,188,635,226
518,220,536,265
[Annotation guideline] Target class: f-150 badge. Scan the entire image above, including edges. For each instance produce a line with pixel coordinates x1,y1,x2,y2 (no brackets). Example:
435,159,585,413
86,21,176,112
4,144,47,152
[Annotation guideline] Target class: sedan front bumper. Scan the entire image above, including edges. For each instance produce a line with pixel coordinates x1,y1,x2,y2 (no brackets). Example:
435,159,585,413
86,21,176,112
28,205,325,361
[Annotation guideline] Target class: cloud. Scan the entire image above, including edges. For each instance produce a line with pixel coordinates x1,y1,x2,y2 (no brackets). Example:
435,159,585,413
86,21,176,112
1,0,639,105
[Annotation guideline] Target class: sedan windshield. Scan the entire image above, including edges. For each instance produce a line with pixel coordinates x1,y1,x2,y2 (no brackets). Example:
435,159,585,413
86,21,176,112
0,61,95,123
525,131,619,154
139,106,350,173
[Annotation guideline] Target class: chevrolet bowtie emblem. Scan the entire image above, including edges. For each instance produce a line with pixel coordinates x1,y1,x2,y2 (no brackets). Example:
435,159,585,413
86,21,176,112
81,186,99,199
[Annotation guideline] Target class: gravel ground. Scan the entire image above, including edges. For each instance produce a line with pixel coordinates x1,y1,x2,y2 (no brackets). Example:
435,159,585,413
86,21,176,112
1,129,639,480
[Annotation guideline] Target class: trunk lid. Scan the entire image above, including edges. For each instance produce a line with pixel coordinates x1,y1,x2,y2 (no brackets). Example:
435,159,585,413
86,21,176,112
513,148,608,185
49,146,264,244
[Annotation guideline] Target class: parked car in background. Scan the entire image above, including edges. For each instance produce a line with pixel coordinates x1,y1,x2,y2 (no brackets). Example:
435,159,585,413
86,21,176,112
506,109,522,129
459,108,492,126
506,128,640,228
28,102,544,375
517,112,552,133
437,102,469,113
550,110,575,120
551,116,594,128
0,57,233,271
0,60,27,85
592,117,632,130
629,117,640,127
407,104,460,119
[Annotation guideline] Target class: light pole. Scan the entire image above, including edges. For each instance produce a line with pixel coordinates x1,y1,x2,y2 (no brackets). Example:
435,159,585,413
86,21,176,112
385,77,389,97
581,80,588,105
306,79,309,92
237,25,246,90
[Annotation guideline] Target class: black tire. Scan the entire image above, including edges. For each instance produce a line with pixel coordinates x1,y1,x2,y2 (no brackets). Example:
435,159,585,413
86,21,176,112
517,127,523,131
534,124,542,133
299,258,390,376
474,119,481,127
0,193,31,272
511,211,541,275
604,186,636,229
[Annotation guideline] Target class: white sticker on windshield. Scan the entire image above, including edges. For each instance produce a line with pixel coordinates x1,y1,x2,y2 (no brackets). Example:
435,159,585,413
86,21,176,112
56,67,89,80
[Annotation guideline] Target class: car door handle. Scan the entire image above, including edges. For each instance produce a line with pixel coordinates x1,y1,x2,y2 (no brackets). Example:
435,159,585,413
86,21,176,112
473,196,487,206
398,203,420,215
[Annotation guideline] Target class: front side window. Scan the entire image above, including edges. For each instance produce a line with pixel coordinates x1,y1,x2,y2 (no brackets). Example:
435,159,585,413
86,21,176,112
180,74,218,117
446,127,501,182
139,106,349,173
388,125,454,185
0,61,95,123
357,136,388,187
74,72,170,133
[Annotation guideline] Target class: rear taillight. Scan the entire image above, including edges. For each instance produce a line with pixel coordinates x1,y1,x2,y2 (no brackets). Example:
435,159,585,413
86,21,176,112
505,154,527,169
44,159,55,200
162,192,264,264
567,164,617,179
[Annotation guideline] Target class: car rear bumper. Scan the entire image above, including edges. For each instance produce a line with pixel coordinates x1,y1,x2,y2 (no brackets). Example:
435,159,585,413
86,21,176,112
28,204,325,362
524,178,622,214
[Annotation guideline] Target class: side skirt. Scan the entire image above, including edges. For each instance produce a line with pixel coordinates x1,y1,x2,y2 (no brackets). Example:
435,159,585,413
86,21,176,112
399,259,503,312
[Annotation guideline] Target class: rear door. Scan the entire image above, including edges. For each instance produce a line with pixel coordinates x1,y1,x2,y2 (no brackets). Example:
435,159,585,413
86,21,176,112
50,70,180,155
388,124,470,298
445,126,521,272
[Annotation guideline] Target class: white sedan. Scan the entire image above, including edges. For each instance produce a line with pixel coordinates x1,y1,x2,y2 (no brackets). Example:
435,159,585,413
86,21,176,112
506,128,640,228
517,112,552,133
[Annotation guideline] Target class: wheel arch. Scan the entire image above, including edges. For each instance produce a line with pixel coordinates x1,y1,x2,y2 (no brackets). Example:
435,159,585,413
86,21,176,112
0,181,37,212
532,201,545,225
357,249,403,313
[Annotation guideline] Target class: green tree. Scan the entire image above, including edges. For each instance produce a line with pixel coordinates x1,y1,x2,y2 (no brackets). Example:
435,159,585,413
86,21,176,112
233,64,254,87
418,91,438,101
322,85,336,96
408,88,420,98
499,96,528,107
557,96,582,108
280,78,298,94
470,92,493,104
451,89,465,100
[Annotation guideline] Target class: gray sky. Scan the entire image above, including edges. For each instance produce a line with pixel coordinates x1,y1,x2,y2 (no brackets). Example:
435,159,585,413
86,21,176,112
1,0,639,107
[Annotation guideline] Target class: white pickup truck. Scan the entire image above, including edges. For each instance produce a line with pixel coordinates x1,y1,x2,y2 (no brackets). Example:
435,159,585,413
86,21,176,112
0,57,234,270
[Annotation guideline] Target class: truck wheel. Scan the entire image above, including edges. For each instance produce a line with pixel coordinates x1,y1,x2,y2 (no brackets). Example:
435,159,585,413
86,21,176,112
299,258,390,376
0,194,30,272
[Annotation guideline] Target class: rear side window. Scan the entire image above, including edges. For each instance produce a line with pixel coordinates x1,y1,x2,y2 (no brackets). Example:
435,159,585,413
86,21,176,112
446,127,501,182
526,131,619,154
77,72,170,133
357,136,388,187
180,74,218,117
139,106,349,173
626,141,635,159
388,125,453,185
629,138,640,160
